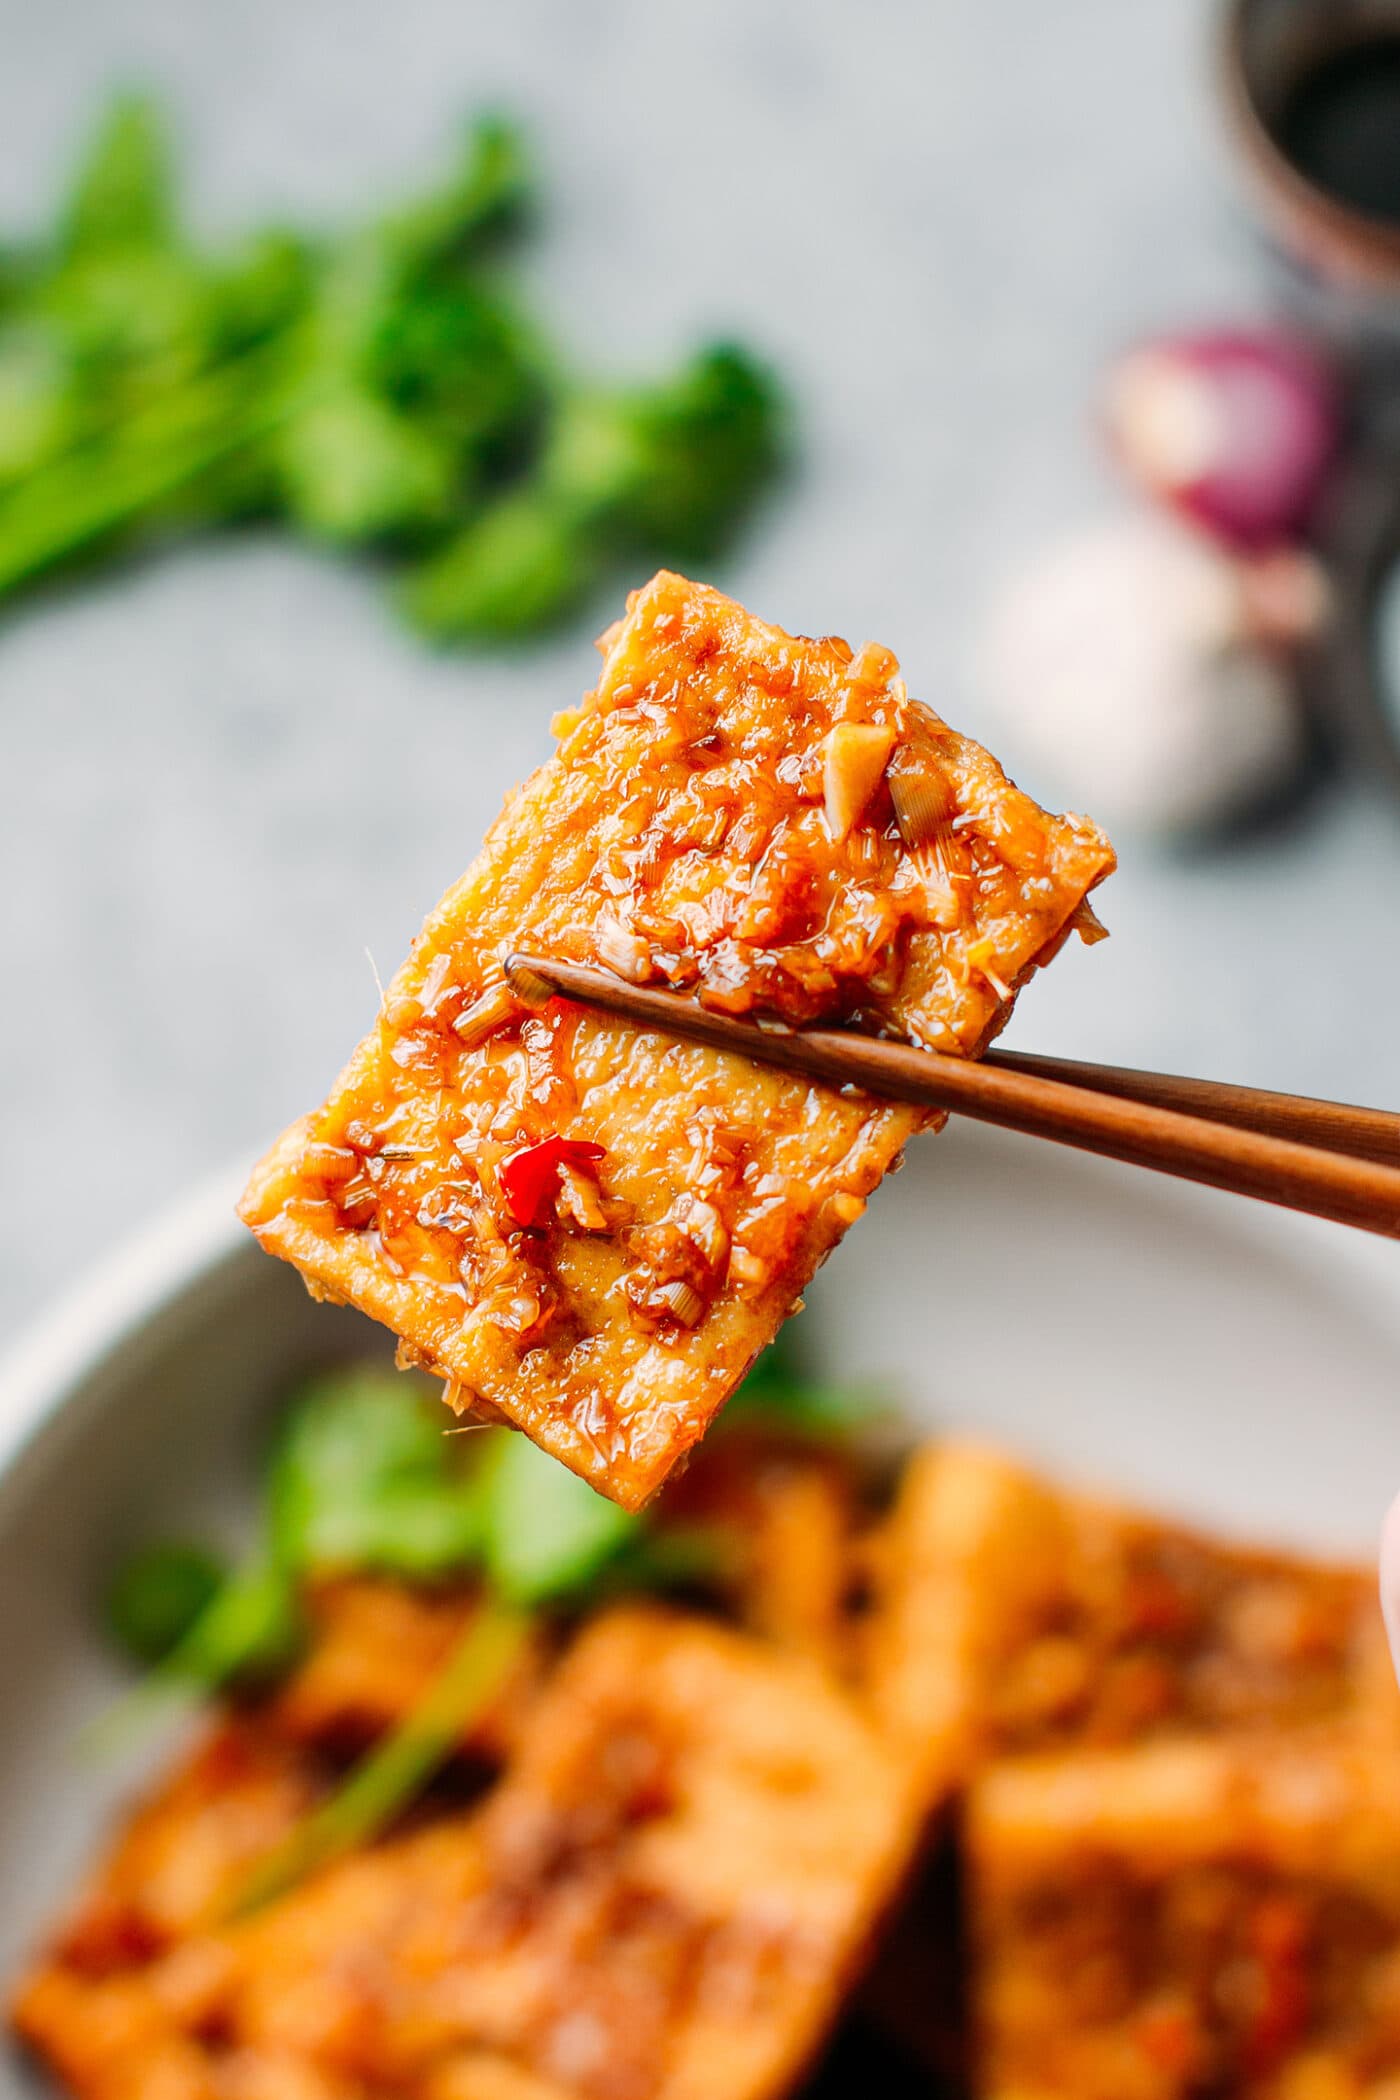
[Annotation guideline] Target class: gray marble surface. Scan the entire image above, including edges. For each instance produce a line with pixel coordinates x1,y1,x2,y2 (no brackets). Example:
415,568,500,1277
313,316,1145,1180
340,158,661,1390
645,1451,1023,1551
2,0,1399,1337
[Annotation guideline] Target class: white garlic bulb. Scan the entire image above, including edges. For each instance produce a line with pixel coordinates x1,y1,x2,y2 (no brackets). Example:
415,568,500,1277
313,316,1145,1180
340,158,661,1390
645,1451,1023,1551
978,515,1317,837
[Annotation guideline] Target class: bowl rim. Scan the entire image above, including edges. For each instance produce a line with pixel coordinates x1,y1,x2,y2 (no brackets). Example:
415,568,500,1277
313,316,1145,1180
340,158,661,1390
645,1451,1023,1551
1219,0,1400,285
0,1163,252,1486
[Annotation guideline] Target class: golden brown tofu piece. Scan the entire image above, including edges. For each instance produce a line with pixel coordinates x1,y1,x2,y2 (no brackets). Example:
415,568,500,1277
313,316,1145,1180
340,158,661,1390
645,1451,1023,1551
267,1428,864,1762
867,1445,1395,1811
968,1733,1400,2099
654,1427,866,1674
420,1607,917,2100
240,573,1114,1507
15,1611,915,2100
30,1721,323,1965
267,1577,545,1764
10,1723,328,2100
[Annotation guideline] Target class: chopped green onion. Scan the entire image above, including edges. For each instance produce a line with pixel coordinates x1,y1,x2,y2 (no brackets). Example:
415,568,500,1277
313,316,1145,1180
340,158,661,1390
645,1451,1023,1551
229,1596,528,1916
82,1559,302,1763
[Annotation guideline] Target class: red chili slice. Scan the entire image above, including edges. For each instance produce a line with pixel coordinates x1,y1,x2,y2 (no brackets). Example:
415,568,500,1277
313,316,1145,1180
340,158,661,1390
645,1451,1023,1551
498,1136,606,1229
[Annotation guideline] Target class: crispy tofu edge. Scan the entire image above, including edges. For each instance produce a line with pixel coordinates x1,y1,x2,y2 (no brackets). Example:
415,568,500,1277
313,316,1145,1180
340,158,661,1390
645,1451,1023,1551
238,570,1115,1507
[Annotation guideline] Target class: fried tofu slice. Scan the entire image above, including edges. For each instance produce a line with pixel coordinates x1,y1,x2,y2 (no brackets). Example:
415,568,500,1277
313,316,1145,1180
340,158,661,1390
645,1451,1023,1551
419,1607,918,2100
14,1610,916,2100
239,572,1114,1507
266,1577,546,1765
23,1720,323,1966
266,1432,862,1759
653,1426,867,1674
968,1732,1400,2099
265,1419,866,1760
867,1445,1394,1812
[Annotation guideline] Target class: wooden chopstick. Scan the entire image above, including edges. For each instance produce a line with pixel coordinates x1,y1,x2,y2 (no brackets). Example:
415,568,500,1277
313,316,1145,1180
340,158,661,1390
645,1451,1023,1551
984,1048,1400,1170
505,954,1400,1244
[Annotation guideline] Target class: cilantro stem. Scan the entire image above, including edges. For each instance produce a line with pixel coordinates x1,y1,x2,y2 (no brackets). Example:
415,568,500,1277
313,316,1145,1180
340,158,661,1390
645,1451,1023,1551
79,1557,301,1765
0,341,292,593
228,1594,529,1917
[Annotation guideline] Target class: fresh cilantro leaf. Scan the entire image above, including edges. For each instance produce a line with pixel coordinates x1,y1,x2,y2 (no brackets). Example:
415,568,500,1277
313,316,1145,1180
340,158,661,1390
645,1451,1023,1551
105,1540,226,1665
725,1325,889,1440
479,1432,639,1605
59,93,176,258
268,1368,485,1580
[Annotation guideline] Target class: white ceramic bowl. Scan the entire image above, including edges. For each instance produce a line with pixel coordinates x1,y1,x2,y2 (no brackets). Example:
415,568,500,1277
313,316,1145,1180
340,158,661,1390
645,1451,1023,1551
2,1125,1399,2092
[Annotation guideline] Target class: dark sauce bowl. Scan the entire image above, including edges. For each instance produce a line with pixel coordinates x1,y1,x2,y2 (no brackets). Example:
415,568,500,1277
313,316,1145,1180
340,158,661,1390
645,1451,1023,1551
1222,0,1400,795
1222,0,1400,343
1312,440,1400,799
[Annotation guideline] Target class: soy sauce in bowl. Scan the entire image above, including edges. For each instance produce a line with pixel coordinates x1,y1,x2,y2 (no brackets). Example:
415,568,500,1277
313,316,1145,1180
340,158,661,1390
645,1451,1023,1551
1223,0,1400,312
1276,34,1400,232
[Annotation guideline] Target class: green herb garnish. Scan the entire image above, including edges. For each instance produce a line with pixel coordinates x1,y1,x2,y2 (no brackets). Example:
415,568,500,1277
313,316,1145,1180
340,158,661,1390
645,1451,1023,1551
267,1368,486,1581
401,344,784,639
229,1595,529,1915
102,1333,869,1911
0,95,784,636
725,1326,890,1441
105,1539,225,1665
478,1431,641,1605
87,1557,303,1762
